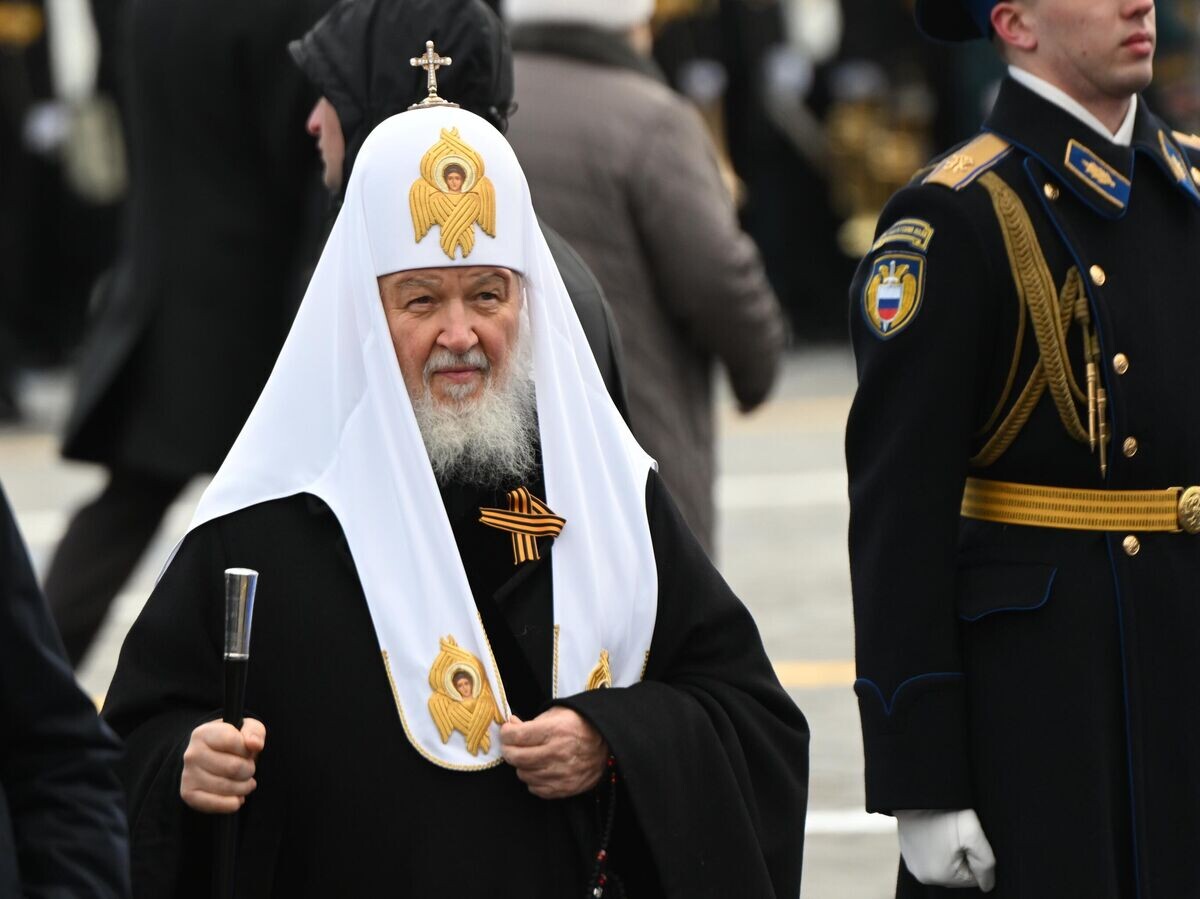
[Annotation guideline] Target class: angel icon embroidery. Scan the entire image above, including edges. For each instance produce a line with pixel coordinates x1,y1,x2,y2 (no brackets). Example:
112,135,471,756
409,127,496,260
427,635,504,756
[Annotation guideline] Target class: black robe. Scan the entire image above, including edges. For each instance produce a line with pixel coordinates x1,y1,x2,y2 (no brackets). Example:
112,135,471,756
102,470,808,897
0,483,129,895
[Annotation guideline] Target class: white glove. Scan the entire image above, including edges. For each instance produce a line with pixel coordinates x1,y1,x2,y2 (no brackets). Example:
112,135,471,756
895,808,996,892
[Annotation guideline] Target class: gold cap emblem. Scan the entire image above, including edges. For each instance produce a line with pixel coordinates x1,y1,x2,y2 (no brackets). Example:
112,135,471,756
409,128,496,259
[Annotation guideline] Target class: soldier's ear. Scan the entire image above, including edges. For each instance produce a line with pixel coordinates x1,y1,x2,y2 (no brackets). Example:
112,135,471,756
992,2,1038,55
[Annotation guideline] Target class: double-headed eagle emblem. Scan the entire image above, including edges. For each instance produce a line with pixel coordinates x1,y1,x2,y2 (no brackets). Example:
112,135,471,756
427,635,503,756
409,127,496,260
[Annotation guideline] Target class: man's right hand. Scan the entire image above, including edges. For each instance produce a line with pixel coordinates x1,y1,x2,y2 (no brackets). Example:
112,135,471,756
180,718,266,814
896,808,996,892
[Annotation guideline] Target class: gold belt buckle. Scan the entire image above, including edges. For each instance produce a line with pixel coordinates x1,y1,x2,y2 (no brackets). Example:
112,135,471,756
1177,486,1200,534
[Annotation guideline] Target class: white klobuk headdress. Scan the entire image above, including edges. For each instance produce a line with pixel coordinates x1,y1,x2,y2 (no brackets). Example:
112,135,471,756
181,107,657,769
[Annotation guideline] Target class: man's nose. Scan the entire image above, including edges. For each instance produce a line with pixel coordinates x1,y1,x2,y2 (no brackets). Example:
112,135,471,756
306,103,322,137
436,305,479,354
1123,0,1153,19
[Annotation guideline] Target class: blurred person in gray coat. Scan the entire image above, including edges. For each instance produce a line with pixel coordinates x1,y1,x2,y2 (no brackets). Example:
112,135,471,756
503,0,787,553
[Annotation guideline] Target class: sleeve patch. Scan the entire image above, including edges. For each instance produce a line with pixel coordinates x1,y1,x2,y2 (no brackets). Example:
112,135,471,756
862,252,925,339
871,218,935,253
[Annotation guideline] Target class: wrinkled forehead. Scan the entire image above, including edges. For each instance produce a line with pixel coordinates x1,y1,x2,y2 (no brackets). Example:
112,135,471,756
377,265,523,295
353,108,531,278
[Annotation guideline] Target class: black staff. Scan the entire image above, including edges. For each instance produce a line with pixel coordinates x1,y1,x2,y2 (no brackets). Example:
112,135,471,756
214,567,258,899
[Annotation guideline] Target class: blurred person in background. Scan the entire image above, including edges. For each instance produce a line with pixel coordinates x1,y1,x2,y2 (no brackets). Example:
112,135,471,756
0,0,126,423
848,0,1200,895
290,0,631,420
654,0,855,339
502,0,787,554
45,0,334,667
0,480,129,896
0,0,45,421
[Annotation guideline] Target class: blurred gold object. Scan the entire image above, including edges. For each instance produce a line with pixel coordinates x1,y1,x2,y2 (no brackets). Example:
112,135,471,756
827,78,932,259
653,0,717,29
0,2,43,47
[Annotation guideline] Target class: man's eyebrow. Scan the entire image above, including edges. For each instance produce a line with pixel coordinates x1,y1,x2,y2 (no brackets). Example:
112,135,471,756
394,276,442,289
469,272,509,289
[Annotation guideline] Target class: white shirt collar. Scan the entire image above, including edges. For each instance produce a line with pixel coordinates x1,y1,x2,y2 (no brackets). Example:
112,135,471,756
1008,66,1138,147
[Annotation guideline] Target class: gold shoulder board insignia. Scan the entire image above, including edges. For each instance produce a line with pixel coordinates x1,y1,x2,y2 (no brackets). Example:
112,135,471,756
1172,130,1200,152
923,133,1012,191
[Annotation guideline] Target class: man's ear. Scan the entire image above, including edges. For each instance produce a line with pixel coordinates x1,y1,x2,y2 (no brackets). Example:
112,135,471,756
992,2,1038,54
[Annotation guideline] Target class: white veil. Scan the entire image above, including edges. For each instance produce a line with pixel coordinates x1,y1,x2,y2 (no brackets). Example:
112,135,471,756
180,108,658,769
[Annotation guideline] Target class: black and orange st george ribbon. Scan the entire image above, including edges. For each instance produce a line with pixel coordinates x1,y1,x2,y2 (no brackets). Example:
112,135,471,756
478,487,566,564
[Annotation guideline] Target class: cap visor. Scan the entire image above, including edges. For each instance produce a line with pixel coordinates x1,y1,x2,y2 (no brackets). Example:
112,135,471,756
914,0,987,42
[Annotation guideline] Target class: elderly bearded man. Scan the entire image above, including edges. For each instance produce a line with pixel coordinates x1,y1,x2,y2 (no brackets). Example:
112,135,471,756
102,93,808,897
848,0,1200,896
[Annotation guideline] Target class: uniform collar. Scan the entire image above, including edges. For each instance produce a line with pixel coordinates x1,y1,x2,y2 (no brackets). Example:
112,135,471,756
1007,66,1137,146
984,76,1200,217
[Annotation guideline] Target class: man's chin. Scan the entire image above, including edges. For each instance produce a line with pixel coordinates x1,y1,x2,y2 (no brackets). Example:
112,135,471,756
432,388,484,409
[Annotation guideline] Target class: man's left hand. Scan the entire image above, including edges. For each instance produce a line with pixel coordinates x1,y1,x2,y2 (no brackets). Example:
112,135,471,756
500,707,608,799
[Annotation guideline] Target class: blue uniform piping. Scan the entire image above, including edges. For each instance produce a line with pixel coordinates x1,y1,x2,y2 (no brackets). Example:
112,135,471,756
854,671,965,717
957,567,1058,622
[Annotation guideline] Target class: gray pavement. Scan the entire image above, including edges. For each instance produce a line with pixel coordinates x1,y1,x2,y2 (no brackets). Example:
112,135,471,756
1,347,898,898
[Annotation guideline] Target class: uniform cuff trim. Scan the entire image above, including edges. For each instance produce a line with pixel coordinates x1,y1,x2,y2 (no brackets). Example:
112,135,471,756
855,672,965,717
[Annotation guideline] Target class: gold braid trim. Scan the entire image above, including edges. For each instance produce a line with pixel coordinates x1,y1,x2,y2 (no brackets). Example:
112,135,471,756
975,250,1027,439
972,363,1047,467
970,173,1090,468
978,172,1087,441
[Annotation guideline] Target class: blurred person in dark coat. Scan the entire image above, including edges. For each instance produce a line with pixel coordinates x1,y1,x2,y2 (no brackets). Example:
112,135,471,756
0,480,130,896
0,0,46,421
503,0,787,554
0,0,127,417
289,0,632,420
654,0,857,340
45,0,334,666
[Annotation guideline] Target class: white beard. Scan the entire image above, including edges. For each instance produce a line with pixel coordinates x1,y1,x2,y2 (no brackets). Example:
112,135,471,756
409,319,538,487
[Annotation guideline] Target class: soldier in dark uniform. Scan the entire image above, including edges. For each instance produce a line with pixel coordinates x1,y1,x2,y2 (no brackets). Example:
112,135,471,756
847,0,1200,896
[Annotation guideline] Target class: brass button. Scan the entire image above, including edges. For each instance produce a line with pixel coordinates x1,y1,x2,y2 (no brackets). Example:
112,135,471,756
1044,183,1060,200
1123,436,1138,457
1179,487,1200,534
1123,535,1141,557
1112,353,1129,375
1090,265,1107,286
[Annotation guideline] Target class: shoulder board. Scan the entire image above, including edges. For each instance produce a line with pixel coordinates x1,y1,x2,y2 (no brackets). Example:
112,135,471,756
923,133,1012,191
907,164,937,185
1172,130,1200,153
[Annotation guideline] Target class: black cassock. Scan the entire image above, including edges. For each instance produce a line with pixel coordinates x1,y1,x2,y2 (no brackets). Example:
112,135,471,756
0,484,129,895
103,469,808,898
